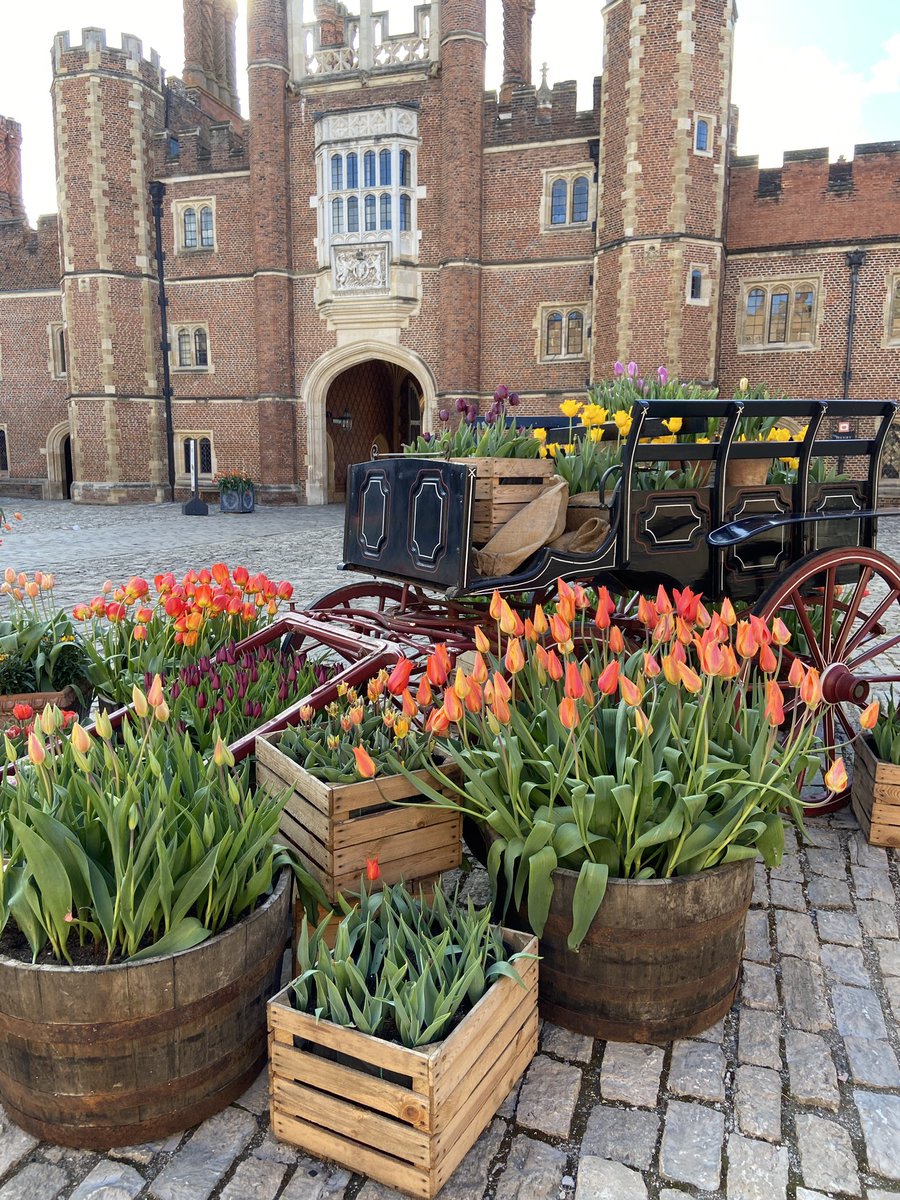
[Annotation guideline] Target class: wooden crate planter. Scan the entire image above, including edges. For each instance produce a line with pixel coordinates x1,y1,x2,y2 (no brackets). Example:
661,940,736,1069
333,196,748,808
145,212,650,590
851,735,900,848
292,881,436,956
455,457,555,545
256,733,461,904
268,929,538,1199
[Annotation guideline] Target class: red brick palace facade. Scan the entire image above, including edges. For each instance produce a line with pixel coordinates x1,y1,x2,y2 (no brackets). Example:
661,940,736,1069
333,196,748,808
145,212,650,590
0,0,899,504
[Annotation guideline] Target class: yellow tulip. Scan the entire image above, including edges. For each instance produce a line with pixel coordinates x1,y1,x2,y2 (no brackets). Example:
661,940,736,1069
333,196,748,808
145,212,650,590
132,685,149,718
589,427,604,443
662,417,683,434
739,377,749,393
580,403,608,428
532,427,547,442
560,399,583,418
614,411,633,437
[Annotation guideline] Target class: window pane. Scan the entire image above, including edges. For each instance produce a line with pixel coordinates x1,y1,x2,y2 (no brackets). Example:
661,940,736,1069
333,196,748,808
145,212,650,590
331,154,343,191
200,206,214,248
400,149,411,187
194,328,208,367
893,280,900,340
690,269,703,300
0,430,8,472
790,289,814,342
346,152,358,189
199,438,212,474
546,312,563,356
183,439,192,474
550,179,567,225
332,197,344,234
399,193,411,231
178,330,191,367
347,196,359,233
380,193,391,230
768,291,789,343
571,177,589,223
58,328,67,373
379,148,391,186
696,119,709,152
566,311,584,356
364,151,376,187
744,288,766,344
365,195,376,230
183,208,197,249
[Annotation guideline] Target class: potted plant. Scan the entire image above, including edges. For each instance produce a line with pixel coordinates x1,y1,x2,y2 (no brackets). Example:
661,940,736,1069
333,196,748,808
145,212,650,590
268,880,537,1199
0,568,92,718
404,584,844,1042
216,470,255,513
0,685,319,1149
850,693,897,846
256,658,461,906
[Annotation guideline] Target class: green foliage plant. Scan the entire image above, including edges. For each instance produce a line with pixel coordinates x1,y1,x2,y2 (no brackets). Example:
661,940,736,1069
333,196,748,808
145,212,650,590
0,569,91,701
871,692,900,764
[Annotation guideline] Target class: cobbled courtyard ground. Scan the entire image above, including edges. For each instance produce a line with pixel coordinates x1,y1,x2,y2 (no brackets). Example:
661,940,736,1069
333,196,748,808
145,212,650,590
0,499,898,1200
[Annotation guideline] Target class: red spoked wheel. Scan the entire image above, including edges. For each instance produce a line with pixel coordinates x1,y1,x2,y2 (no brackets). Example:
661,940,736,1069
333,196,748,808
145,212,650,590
753,547,900,813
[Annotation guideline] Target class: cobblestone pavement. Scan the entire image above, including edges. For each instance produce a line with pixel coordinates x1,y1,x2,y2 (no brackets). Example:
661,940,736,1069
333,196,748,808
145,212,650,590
0,499,898,1200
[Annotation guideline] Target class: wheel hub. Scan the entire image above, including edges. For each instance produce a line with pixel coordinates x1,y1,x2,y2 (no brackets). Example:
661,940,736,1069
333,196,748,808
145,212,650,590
820,663,869,706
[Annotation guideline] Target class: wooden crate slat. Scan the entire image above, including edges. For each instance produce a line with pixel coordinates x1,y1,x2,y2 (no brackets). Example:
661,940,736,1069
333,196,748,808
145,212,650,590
257,739,333,813
272,1111,430,1199
453,456,555,543
851,736,900,847
332,821,462,877
332,804,460,851
273,1077,433,1165
277,817,331,874
867,821,900,848
332,844,460,896
280,793,333,847
330,767,456,820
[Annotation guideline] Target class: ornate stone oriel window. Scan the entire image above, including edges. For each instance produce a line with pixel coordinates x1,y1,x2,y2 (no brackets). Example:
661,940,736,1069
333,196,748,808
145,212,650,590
537,304,589,362
739,280,820,350
542,167,595,232
172,324,211,371
314,105,419,295
173,199,216,253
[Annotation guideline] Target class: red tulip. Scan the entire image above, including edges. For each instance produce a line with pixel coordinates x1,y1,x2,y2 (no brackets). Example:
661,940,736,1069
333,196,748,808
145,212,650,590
352,745,377,778
559,695,580,729
564,660,585,700
597,661,620,695
386,658,414,695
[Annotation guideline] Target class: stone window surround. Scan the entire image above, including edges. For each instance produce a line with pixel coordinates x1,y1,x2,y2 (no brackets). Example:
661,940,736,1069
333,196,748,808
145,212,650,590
686,263,711,307
0,425,8,475
540,165,596,234
171,323,213,373
693,114,714,157
535,302,590,363
172,197,217,254
737,275,823,353
885,273,900,347
49,322,67,379
175,431,215,485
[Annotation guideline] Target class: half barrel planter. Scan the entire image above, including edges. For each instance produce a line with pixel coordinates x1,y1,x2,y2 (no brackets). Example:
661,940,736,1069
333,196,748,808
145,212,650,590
536,858,756,1042
256,732,462,904
268,928,538,1199
0,869,291,1149
851,734,900,848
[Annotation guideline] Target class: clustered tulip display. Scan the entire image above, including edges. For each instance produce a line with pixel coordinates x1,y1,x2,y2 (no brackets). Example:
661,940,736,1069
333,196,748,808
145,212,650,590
0,569,92,702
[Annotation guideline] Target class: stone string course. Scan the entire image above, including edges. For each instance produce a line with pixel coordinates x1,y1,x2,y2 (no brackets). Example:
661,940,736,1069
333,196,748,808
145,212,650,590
0,501,899,1200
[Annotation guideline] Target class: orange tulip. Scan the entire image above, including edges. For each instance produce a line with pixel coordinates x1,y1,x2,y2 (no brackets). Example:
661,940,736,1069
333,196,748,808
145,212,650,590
444,688,464,723
758,641,778,673
532,604,548,635
559,695,580,729
464,680,483,713
386,658,414,695
474,625,491,654
416,676,433,706
735,621,758,659
764,679,785,726
788,658,806,688
147,674,164,708
427,707,451,736
662,654,680,686
499,599,519,636
633,708,652,737
771,617,791,647
352,745,377,778
505,638,525,675
609,625,625,655
402,688,418,718
471,651,489,685
637,595,658,628
492,672,512,702
489,590,503,621
133,625,147,641
549,613,571,646
800,667,822,708
427,652,449,687
653,612,675,643
71,722,91,755
860,700,880,730
546,650,564,682
719,646,740,679
491,691,511,724
564,660,585,700
580,661,594,704
366,855,381,881
211,562,230,586
719,597,737,626
452,667,471,699
27,731,46,766
678,663,703,694
824,758,848,792
523,618,538,643
619,675,643,706
597,661,620,695
643,652,661,678
656,585,673,615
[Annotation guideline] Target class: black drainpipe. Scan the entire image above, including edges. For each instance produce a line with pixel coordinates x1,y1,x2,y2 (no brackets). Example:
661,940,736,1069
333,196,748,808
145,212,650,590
843,249,866,399
149,180,176,502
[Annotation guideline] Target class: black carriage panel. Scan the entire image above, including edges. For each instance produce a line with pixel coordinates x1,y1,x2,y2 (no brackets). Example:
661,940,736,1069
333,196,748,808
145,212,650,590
343,458,473,591
626,489,713,593
721,485,793,602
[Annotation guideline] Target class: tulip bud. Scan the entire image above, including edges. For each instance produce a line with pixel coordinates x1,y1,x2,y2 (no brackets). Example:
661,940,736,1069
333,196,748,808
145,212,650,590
147,674,164,707
132,685,149,718
213,737,235,767
71,722,92,755
860,700,880,730
27,731,46,765
154,700,170,723
40,705,58,736
353,745,377,778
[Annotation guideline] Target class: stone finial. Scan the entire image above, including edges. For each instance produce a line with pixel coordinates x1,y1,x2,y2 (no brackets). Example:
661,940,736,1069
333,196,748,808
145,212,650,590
537,62,552,109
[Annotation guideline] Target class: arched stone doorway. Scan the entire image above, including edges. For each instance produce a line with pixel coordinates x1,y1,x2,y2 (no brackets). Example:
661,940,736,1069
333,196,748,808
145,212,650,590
44,421,74,500
302,343,436,505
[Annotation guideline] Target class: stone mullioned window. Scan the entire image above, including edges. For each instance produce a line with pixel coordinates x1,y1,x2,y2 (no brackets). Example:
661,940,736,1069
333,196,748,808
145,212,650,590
739,279,820,351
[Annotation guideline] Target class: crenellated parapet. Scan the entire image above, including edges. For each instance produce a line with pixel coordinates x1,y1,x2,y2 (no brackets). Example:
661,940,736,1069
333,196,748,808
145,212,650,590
727,142,900,251
287,1,439,85
153,78,246,177
483,78,600,146
52,28,163,93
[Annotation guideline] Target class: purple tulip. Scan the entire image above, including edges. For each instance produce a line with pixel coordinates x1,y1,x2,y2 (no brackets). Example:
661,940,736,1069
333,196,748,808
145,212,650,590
627,361,638,378
508,392,520,406
215,647,226,664
637,378,644,391
614,361,624,376
423,431,433,442
244,699,253,716
254,702,263,718
466,404,477,423
199,656,210,673
226,684,234,701
197,692,207,710
438,408,450,422
214,697,225,715
455,397,468,413
494,385,509,402
171,681,181,700
484,409,497,425
658,366,668,385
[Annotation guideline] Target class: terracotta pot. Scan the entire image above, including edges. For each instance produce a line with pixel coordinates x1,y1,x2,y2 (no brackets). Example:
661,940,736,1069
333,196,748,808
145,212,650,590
726,458,769,488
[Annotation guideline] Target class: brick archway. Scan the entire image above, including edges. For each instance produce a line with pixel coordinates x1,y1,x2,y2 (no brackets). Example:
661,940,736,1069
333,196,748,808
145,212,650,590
301,343,437,505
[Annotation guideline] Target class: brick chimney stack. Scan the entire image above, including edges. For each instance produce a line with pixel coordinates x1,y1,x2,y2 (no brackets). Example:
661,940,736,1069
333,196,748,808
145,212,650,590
501,0,536,104
0,118,25,221
183,0,240,117
314,0,347,48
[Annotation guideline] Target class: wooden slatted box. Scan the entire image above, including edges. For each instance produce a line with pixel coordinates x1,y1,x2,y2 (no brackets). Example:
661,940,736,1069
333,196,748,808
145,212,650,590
454,457,555,545
851,735,900,848
256,732,461,904
268,929,538,1199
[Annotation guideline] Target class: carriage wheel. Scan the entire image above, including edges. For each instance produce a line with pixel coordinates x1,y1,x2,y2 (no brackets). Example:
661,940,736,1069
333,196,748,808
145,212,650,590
310,581,482,657
753,547,900,813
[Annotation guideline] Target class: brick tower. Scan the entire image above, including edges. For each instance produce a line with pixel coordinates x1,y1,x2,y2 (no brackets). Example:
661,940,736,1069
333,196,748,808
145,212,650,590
51,30,168,503
595,0,736,382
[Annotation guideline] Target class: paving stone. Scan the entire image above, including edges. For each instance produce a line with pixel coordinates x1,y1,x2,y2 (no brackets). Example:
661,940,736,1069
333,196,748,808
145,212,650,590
574,1158,647,1200
234,1068,270,1116
816,910,863,946
581,1107,659,1172
693,1017,725,1043
541,1023,594,1064
855,1091,900,1181
848,833,888,868
219,1158,286,1200
851,865,895,903
807,878,852,908
785,1031,840,1111
795,1191,829,1200
873,938,900,976
497,1076,523,1120
795,1115,860,1196
751,864,769,907
0,1109,39,1179
600,1043,665,1109
0,1164,67,1200
658,1100,724,1192
69,1163,145,1200
885,976,900,1019
668,1040,726,1102
516,1055,582,1139
804,826,841,849
832,985,888,1039
741,963,778,1009
251,1133,298,1166
870,1191,900,1200
493,1136,566,1200
771,856,803,883
735,1066,782,1143
820,943,870,986
776,911,819,960
726,1133,788,1200
844,1038,900,1088
280,1157,350,1199
428,1115,503,1199
107,1135,182,1167
738,1009,781,1069
658,1193,691,1200
149,1107,256,1200
805,848,846,879
770,880,805,911
781,958,830,1032
743,911,772,963
857,901,900,940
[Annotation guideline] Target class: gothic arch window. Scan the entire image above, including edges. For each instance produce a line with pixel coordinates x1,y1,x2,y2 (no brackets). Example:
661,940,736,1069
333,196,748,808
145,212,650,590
542,166,595,232
744,288,767,344
364,194,377,231
49,323,67,378
379,148,392,186
364,151,376,187
791,290,815,342
550,179,567,225
571,177,589,224
690,269,703,301
380,193,392,230
539,304,589,361
546,311,563,356
347,195,359,233
332,197,344,234
331,154,343,191
399,193,411,231
182,207,197,249
694,115,714,156
346,152,358,189
400,149,411,187
740,281,819,349
566,311,584,356
199,206,214,248
193,328,208,367
177,432,214,483
768,290,790,343
695,119,709,152
175,199,216,253
178,329,192,368
173,324,212,371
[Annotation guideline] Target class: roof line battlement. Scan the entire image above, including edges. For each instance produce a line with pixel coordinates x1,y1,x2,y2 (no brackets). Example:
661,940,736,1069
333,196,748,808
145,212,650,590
52,29,163,83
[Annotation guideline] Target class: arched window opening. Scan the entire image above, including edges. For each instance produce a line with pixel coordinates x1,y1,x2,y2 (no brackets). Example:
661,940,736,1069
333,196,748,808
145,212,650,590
550,179,567,225
768,290,790,343
379,148,392,186
566,311,584,356
399,193,411,231
364,194,376,231
331,154,343,191
346,152,358,189
198,437,212,474
178,329,191,367
695,119,709,152
400,149,411,187
690,269,703,301
183,207,197,249
546,311,563,357
347,196,359,233
571,176,589,223
194,328,208,367
364,150,376,187
790,289,815,342
744,288,766,344
332,197,344,234
380,193,392,230
199,206,214,248
57,327,67,375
